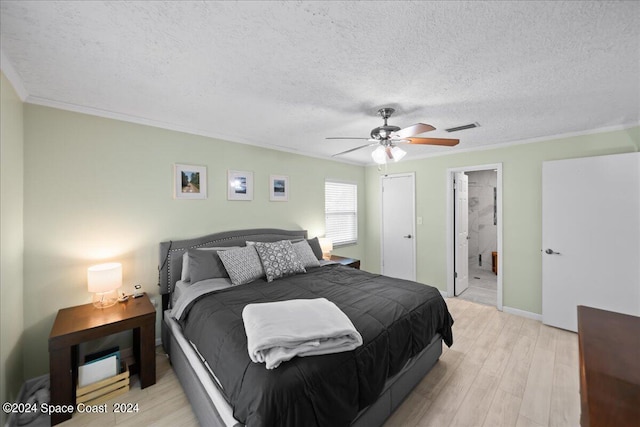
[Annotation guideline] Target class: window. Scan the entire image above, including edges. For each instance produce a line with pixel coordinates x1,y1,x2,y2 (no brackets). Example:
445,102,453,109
325,180,358,246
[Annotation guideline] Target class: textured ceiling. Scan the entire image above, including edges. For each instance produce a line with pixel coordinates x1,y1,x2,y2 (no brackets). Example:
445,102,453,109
1,1,639,164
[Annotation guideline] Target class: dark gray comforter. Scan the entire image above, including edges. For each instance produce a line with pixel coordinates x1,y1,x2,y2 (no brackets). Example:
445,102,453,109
178,264,454,427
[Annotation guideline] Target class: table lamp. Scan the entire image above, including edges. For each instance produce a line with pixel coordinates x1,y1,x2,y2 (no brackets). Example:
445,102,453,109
88,262,122,308
318,238,333,260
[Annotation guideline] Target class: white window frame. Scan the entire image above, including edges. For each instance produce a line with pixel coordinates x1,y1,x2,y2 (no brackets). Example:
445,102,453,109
324,179,358,247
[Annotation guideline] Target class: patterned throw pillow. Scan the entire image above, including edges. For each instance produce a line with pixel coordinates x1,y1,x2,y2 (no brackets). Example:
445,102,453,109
254,240,306,282
306,237,324,260
218,246,265,286
292,240,321,268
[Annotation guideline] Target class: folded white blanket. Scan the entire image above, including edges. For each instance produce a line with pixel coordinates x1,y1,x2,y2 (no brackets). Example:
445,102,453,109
242,298,363,369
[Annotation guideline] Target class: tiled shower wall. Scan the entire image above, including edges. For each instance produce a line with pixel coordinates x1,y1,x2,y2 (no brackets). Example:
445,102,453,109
467,170,497,271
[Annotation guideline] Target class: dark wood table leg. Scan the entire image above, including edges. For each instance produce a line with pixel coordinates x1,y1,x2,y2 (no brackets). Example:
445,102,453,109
134,320,156,389
49,346,73,425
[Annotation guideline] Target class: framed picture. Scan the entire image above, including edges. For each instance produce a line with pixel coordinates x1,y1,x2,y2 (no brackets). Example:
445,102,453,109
269,175,289,202
174,164,207,199
227,170,254,201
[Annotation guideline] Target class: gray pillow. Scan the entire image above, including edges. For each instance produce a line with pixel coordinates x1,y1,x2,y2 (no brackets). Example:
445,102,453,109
293,240,321,268
181,246,238,281
307,237,324,260
254,240,306,282
218,246,266,285
187,249,230,284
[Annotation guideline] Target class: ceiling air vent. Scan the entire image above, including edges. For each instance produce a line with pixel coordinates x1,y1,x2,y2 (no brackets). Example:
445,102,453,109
445,122,480,133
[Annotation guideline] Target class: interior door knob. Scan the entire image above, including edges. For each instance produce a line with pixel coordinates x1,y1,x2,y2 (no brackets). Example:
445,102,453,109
404,234,412,239
545,248,560,255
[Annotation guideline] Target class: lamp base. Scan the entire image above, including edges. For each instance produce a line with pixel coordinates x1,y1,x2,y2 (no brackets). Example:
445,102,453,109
92,290,118,309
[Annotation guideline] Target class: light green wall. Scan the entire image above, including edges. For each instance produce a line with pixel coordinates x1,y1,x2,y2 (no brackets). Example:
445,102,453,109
12,97,640,381
22,104,366,378
0,72,25,423
365,127,640,314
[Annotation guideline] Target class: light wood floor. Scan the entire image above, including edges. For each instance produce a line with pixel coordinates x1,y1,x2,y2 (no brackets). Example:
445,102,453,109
61,297,580,427
385,298,580,427
59,348,199,427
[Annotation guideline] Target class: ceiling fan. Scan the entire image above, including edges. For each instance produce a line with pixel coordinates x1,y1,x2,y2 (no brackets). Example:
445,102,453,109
327,107,459,164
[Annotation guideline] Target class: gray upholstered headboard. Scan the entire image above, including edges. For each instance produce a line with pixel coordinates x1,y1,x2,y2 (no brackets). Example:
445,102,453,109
158,228,307,299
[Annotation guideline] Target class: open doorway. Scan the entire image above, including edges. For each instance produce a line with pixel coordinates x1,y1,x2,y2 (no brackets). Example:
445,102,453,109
446,164,503,310
465,170,498,305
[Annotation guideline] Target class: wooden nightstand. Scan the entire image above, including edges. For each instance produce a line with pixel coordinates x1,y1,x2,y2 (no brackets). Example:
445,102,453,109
330,255,361,269
48,293,156,425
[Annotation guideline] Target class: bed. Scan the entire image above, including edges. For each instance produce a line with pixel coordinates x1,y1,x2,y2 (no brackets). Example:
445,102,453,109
159,228,453,427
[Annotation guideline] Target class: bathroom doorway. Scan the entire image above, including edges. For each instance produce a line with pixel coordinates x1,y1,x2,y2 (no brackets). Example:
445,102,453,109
446,164,503,310
464,170,498,305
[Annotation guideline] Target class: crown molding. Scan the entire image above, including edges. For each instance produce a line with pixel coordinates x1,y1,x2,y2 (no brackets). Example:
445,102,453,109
20,90,640,169
0,50,29,101
24,95,361,166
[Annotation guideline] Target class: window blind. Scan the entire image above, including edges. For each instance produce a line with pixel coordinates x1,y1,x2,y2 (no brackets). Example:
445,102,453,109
325,180,358,246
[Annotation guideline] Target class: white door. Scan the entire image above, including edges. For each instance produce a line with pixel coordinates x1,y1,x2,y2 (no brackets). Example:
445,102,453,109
381,174,416,281
542,152,640,332
454,172,469,296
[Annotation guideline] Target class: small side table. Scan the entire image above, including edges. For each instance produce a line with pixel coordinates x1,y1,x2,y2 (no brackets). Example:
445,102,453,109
48,293,156,425
330,255,361,269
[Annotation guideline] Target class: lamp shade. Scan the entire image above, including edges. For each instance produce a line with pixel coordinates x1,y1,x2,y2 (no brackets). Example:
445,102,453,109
390,146,406,162
318,238,333,254
87,263,122,293
371,146,387,164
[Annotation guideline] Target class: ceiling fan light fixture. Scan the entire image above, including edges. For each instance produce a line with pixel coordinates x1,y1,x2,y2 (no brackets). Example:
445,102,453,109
371,145,387,164
329,106,460,159
390,146,406,162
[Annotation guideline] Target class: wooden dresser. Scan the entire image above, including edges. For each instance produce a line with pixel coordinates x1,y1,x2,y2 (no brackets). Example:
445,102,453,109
577,306,640,427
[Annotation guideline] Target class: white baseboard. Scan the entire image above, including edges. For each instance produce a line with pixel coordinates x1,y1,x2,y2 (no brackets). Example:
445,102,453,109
502,306,543,321
441,292,542,322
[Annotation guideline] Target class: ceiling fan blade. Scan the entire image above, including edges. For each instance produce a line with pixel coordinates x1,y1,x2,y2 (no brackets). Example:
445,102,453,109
393,123,436,139
407,137,460,147
385,146,393,160
332,142,378,157
325,137,370,140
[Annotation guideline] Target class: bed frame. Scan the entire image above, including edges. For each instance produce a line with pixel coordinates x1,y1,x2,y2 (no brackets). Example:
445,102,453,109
159,228,443,427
